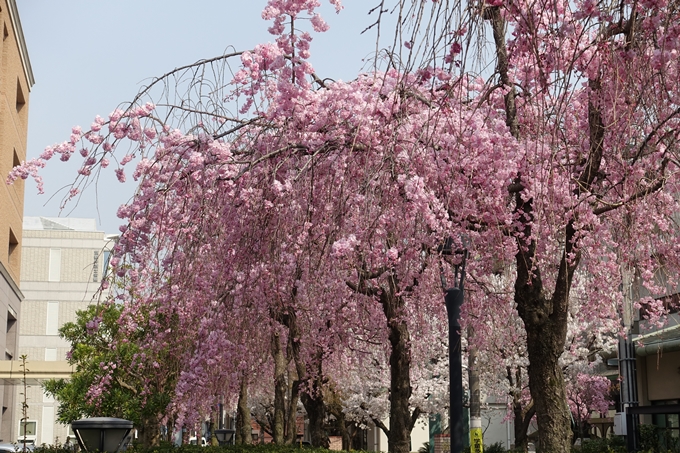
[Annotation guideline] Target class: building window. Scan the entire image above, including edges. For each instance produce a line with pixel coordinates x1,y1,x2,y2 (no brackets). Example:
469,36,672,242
103,250,111,280
651,400,680,448
6,307,16,359
7,228,19,271
44,348,57,361
49,249,61,282
18,420,37,443
8,228,18,268
46,302,59,336
42,406,55,445
16,79,25,113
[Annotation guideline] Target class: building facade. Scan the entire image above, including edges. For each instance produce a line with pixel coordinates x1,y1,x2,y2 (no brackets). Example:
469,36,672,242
16,217,114,445
0,0,33,443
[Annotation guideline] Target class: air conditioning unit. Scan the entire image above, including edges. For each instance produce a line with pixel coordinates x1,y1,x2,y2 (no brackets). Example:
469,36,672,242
614,412,627,436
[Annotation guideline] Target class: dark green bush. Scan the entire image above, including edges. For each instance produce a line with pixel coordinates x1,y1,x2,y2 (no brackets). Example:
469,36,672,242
33,444,345,453
484,442,507,453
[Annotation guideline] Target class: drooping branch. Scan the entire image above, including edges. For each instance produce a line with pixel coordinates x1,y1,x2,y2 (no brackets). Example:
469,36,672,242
592,163,668,215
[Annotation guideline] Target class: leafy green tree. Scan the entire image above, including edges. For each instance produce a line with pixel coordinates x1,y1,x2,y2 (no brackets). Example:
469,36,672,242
43,302,176,447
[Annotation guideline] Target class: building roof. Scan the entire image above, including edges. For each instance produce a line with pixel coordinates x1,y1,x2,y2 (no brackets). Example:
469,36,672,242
23,216,99,232
7,0,35,89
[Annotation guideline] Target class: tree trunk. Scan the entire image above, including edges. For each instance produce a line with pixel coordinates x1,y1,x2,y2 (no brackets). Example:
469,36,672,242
524,320,572,452
302,387,329,448
514,184,574,452
506,366,535,453
281,306,330,448
272,331,287,444
348,276,419,453
236,377,252,445
336,411,352,450
286,367,300,444
383,291,415,453
513,397,535,452
140,413,161,448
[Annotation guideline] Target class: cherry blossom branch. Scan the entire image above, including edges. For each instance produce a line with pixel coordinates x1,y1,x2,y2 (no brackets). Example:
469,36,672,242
592,164,668,215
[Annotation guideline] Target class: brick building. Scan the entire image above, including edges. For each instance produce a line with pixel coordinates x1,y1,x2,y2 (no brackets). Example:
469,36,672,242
0,0,33,442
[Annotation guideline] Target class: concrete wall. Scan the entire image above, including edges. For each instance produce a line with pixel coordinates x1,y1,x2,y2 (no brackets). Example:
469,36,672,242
643,350,680,402
16,218,114,445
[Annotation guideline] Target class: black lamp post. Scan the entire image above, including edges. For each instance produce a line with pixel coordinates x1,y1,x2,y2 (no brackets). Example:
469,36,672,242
439,238,467,453
71,417,133,453
214,429,235,446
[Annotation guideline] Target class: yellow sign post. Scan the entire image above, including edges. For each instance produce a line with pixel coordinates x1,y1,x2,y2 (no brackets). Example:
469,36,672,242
470,427,483,453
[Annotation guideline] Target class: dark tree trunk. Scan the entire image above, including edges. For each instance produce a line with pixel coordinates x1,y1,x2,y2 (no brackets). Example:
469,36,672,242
236,377,252,445
285,366,300,445
512,395,535,452
382,290,419,453
524,321,572,452
387,320,412,453
507,367,535,453
488,0,606,446
336,412,352,450
347,272,421,453
140,413,161,448
515,211,577,452
281,305,330,448
302,389,329,448
488,2,574,449
272,332,287,444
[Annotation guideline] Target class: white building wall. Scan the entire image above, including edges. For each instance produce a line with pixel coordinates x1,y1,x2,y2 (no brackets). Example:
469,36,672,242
16,217,115,446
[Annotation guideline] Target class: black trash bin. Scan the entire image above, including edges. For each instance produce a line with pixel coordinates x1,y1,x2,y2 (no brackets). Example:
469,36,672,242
71,417,133,453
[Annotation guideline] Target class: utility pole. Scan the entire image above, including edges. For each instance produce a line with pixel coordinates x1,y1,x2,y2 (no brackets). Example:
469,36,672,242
440,239,468,453
620,267,639,453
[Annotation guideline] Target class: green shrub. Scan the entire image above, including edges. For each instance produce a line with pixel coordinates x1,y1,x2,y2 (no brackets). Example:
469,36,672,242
484,442,507,453
569,436,626,453
34,444,347,453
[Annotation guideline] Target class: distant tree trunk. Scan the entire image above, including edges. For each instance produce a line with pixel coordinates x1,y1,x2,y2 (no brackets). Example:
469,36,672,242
336,412,352,450
505,366,535,453
302,385,329,448
301,356,329,448
514,397,536,451
326,386,352,450
348,279,421,453
281,304,330,448
272,331,287,444
236,377,252,445
286,365,300,444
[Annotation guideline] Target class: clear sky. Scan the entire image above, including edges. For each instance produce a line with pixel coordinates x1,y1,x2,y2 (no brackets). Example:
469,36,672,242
17,1,379,234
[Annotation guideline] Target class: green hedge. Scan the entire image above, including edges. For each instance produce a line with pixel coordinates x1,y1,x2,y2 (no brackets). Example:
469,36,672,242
33,444,367,453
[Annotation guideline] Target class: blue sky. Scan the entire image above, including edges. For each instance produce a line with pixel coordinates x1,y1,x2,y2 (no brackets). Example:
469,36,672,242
17,1,379,233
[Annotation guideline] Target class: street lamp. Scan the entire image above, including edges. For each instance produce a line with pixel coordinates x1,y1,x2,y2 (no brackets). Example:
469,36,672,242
214,429,235,446
439,238,468,453
71,417,133,453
